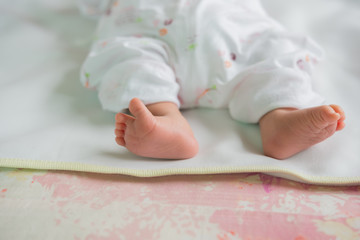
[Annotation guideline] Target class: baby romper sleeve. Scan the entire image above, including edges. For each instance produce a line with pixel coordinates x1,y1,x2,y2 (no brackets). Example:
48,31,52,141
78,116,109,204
80,36,180,112
228,21,325,123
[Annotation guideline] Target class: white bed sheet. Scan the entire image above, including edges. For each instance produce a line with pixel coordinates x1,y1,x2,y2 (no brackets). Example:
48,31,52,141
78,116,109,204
0,0,359,185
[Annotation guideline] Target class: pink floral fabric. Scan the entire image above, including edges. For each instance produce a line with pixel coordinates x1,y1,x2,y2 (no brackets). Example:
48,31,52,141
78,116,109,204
1,168,359,239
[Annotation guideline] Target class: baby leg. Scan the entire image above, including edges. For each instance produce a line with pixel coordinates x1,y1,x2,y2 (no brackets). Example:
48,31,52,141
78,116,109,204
115,98,198,159
259,105,345,159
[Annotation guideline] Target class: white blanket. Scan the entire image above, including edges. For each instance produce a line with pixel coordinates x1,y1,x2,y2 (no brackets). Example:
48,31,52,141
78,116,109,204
1,0,359,185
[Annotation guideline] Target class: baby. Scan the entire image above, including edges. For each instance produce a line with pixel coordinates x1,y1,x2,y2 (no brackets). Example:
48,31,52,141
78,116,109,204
80,0,345,160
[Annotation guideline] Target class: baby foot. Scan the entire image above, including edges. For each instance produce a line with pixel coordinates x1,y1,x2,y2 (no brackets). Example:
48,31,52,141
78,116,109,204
115,98,198,159
260,105,345,159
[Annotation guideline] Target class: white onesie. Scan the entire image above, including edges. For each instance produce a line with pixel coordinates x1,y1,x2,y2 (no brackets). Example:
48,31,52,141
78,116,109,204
80,0,324,123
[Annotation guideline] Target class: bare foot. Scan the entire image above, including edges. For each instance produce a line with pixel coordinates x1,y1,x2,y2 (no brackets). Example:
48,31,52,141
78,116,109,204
260,105,345,160
115,98,198,159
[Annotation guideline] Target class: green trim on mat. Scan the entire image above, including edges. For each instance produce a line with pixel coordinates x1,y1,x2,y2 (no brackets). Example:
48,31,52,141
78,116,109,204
0,158,359,185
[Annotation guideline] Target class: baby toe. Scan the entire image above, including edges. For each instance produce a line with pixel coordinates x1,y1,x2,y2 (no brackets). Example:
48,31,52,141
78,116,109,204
115,137,125,146
336,119,346,131
330,104,346,121
115,112,135,125
320,105,340,123
115,122,127,130
115,129,125,137
115,113,126,122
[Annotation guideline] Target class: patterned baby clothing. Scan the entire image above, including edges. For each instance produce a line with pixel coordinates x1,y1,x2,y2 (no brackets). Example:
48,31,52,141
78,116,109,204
80,0,324,123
